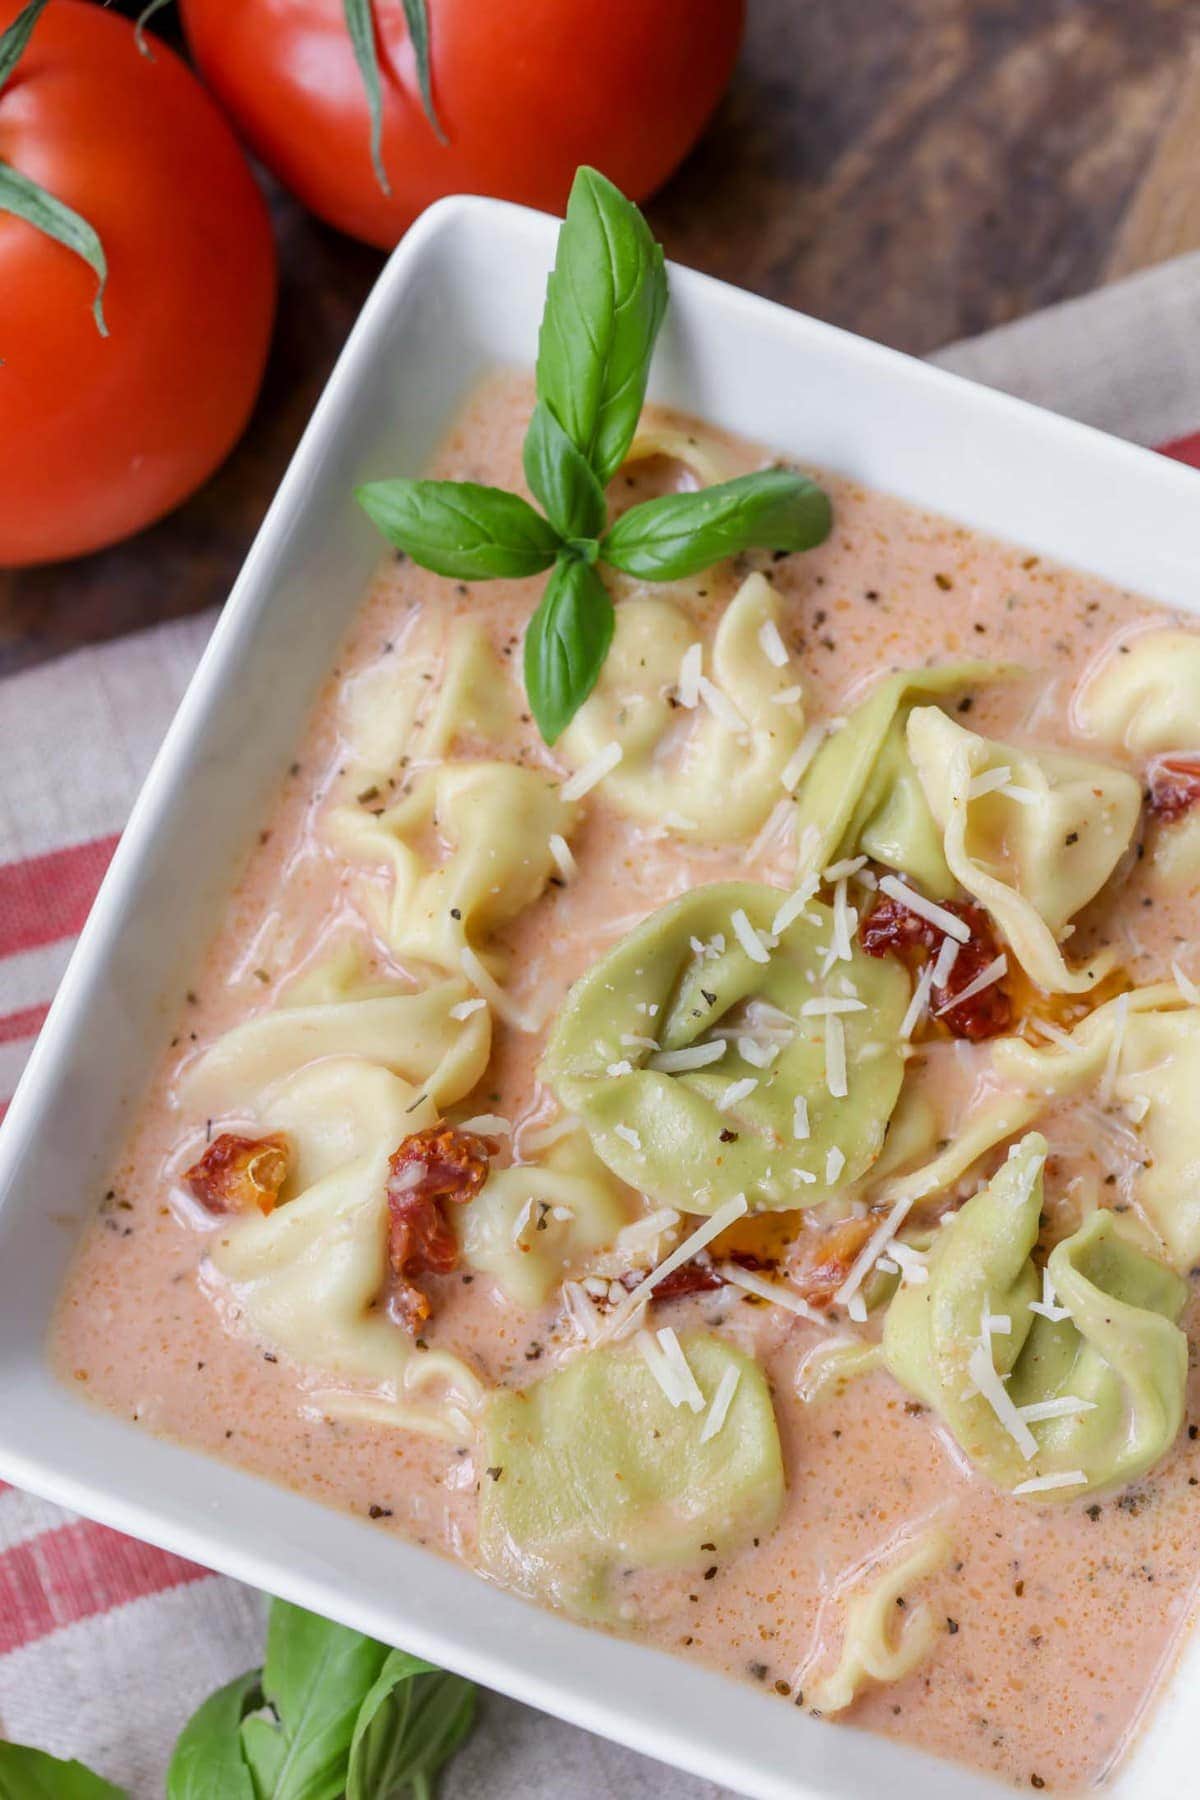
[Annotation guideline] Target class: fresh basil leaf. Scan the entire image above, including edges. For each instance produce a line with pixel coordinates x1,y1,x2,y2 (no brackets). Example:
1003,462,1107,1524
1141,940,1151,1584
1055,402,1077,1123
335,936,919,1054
0,1741,126,1799
166,1670,260,1800
523,403,607,542
601,468,832,580
536,166,667,486
524,555,614,745
240,1601,388,1800
357,479,560,579
346,1651,476,1800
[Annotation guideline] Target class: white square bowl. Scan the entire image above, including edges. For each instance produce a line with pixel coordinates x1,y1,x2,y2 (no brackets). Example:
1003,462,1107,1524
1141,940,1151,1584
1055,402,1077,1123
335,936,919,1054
1,195,1199,1800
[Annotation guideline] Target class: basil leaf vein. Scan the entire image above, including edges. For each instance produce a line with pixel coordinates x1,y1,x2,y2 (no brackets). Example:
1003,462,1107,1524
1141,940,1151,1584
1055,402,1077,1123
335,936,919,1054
523,402,607,542
346,1650,476,1800
239,1601,388,1800
166,1670,260,1800
0,1741,126,1799
602,468,833,580
356,480,561,579
524,555,614,744
536,166,667,486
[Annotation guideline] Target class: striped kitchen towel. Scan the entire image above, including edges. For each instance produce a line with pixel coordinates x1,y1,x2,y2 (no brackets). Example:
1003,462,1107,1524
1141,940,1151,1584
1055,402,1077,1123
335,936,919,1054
1,249,1199,1798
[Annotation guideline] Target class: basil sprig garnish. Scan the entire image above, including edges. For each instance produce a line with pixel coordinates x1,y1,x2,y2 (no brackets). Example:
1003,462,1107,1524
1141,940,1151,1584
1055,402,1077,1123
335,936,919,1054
357,165,833,744
0,1596,477,1798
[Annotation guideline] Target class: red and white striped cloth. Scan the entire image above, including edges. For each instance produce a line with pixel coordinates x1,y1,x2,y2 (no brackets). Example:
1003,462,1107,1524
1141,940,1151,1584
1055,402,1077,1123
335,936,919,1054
2,255,1200,1796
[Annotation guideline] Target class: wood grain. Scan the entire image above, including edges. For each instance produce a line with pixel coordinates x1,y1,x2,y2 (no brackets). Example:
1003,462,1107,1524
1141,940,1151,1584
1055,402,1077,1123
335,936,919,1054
4,0,1200,674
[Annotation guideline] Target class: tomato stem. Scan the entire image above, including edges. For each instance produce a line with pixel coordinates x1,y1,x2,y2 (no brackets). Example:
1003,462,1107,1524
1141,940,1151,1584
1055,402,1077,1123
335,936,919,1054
0,0,51,95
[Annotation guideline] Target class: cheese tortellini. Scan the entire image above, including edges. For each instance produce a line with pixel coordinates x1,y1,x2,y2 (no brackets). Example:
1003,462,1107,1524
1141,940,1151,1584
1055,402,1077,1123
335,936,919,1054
543,881,910,1213
329,761,576,976
906,708,1141,993
179,944,490,1118
803,1527,952,1714
1073,628,1200,757
883,1134,1187,1498
558,573,807,842
188,951,492,1440
456,1128,635,1307
479,1334,783,1611
1073,627,1200,887
791,660,1006,895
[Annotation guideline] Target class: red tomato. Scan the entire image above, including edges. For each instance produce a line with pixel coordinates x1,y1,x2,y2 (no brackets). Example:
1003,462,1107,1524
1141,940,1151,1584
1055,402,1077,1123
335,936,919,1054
0,1,277,567
180,0,744,249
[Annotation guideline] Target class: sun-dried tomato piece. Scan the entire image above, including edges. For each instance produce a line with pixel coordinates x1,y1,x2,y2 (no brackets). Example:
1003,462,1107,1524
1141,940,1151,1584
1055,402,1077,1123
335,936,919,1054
645,1260,726,1301
385,1124,496,1331
860,892,1011,1041
1149,755,1200,823
185,1132,290,1216
787,1215,877,1309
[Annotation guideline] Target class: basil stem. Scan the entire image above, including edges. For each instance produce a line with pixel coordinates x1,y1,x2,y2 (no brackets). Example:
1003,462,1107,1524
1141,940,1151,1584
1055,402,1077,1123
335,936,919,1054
602,468,833,581
524,555,615,745
357,479,561,579
535,166,667,486
346,1650,476,1800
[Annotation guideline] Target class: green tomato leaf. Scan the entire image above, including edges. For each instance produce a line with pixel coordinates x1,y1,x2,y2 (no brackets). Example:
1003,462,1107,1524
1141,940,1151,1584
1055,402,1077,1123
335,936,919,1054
166,1670,260,1800
601,468,832,580
0,1742,126,1799
0,0,48,93
523,402,607,542
342,0,391,195
400,0,445,142
0,161,108,335
356,479,561,579
239,1601,389,1800
346,1651,476,1800
536,166,667,485
524,555,614,745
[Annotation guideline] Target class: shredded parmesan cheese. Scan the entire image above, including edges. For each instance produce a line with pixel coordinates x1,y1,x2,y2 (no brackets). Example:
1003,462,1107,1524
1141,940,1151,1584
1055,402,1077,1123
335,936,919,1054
719,1076,759,1110
548,832,577,880
899,961,936,1041
935,953,1007,1016
717,1260,824,1322
825,1144,846,1184
779,723,826,793
449,996,488,1020
1029,1264,1071,1323
1017,1396,1097,1423
834,1196,914,1311
647,1040,727,1074
772,874,821,936
656,1326,705,1412
602,1192,750,1338
459,945,538,1031
878,875,972,943
758,617,790,668
967,1338,1037,1460
700,1365,741,1442
802,996,867,1017
1173,959,1200,1005
458,1112,511,1135
698,674,747,732
1099,990,1130,1103
636,1330,687,1406
968,765,1012,799
738,1036,780,1068
1012,1470,1088,1495
613,1123,643,1151
793,1095,810,1140
561,741,623,801
678,642,703,709
824,1015,848,1100
605,1059,634,1077
771,684,805,706
931,936,960,988
731,907,771,964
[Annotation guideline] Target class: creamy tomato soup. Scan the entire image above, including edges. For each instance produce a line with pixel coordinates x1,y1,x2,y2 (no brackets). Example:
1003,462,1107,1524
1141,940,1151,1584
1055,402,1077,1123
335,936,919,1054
54,371,1200,1794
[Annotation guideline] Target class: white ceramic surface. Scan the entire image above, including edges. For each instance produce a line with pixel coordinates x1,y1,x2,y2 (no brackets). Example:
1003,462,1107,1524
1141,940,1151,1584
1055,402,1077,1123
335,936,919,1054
1,195,1198,1800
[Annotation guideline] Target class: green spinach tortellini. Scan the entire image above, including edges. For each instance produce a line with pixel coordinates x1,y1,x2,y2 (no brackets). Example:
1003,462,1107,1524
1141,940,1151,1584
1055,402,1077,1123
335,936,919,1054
557,573,807,842
479,1334,783,1610
884,1134,1187,1498
790,661,1006,894
542,881,911,1213
906,707,1141,993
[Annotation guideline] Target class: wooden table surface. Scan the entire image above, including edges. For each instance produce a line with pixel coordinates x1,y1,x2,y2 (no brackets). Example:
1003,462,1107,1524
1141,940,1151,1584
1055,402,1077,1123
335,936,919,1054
5,0,1200,677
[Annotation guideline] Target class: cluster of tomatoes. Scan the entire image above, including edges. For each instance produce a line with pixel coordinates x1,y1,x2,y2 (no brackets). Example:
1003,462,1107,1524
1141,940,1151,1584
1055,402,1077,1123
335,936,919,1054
0,0,744,566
